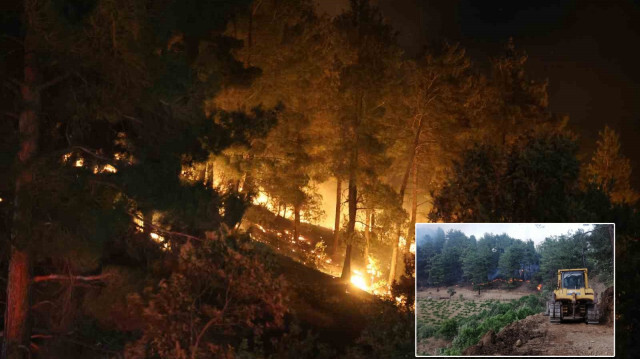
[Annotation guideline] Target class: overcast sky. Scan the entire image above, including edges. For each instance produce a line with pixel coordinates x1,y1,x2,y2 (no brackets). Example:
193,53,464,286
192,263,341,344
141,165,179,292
415,223,602,245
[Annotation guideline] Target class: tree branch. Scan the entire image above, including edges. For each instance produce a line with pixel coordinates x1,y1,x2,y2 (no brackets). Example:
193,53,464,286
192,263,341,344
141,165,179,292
2,111,19,119
1,34,24,47
38,72,71,91
33,274,110,283
71,146,114,163
191,281,232,359
129,212,205,242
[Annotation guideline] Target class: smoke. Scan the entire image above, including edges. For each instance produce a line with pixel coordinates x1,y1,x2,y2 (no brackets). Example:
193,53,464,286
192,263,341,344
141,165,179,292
488,268,500,281
316,179,338,229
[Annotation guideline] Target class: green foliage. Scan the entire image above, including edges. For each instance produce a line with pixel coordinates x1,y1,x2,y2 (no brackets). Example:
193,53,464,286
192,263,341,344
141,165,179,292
417,323,438,339
446,294,543,354
437,318,458,340
418,229,539,287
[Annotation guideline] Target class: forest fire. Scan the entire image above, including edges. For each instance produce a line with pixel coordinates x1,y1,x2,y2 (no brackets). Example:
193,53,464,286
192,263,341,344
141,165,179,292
0,0,626,355
537,284,542,291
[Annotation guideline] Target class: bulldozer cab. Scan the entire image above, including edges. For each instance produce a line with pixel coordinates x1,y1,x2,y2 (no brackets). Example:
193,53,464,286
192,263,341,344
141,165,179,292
561,271,585,289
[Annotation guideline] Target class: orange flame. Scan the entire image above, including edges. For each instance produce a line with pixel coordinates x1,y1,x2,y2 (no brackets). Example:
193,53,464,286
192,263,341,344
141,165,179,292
537,284,542,291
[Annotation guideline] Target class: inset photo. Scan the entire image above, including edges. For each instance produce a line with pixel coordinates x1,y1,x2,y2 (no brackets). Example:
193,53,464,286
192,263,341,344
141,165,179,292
415,223,614,357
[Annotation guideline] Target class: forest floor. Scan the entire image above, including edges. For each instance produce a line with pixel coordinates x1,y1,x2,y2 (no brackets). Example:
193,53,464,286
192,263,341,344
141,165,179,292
271,254,376,350
242,206,387,351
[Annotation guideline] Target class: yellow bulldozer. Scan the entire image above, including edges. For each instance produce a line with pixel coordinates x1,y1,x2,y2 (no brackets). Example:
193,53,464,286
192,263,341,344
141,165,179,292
544,268,599,324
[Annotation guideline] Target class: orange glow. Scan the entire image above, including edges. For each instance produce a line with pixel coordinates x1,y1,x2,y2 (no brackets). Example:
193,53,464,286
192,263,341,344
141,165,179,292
537,284,542,291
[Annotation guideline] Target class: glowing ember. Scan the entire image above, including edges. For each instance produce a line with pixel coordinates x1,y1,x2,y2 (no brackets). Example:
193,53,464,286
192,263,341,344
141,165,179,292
537,284,542,291
254,224,267,233
102,164,117,173
75,158,84,167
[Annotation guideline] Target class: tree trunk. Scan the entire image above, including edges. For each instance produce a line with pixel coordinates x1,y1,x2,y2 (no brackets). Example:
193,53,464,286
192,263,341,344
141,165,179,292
389,115,424,284
405,160,418,254
370,210,375,236
332,178,341,254
364,208,371,262
198,163,207,184
341,165,357,282
388,225,399,286
3,31,39,359
246,5,253,66
293,203,301,243
143,209,153,238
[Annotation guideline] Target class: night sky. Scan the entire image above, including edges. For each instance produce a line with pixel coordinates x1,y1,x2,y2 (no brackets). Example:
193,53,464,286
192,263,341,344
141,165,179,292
319,0,640,187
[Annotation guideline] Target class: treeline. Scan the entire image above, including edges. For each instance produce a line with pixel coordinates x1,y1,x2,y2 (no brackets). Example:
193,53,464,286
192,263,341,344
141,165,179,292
416,224,615,290
416,229,538,288
538,224,614,287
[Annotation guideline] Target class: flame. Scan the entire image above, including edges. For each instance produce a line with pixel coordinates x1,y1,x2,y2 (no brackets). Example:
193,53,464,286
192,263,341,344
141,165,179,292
350,270,368,291
537,284,542,291
409,242,415,254
253,191,270,206
102,164,117,173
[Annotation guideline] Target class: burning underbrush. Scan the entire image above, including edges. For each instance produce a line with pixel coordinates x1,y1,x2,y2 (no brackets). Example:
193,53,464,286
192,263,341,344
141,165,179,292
242,205,395,297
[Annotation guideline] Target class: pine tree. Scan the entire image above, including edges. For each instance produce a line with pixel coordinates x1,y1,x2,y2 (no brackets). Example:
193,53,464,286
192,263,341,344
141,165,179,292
585,125,639,204
332,0,403,282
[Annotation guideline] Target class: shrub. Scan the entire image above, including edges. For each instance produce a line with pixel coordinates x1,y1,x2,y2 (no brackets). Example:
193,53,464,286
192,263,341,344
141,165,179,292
437,318,458,340
417,323,438,339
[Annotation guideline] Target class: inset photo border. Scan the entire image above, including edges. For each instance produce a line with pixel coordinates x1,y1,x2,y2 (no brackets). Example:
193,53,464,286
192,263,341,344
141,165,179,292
414,223,615,357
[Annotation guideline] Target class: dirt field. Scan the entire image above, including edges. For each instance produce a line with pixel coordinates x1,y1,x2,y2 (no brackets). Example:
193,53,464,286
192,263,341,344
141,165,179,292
416,337,451,356
463,313,614,356
417,285,538,301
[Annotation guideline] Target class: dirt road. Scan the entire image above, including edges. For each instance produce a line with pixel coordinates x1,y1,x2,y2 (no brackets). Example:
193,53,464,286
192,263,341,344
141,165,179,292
463,313,614,356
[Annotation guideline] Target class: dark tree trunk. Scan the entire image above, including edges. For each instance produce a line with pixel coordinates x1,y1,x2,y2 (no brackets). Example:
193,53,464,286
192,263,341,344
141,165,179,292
390,115,424,284
3,31,39,359
143,209,153,238
293,203,301,244
332,179,341,254
405,160,418,253
341,164,357,281
364,208,371,262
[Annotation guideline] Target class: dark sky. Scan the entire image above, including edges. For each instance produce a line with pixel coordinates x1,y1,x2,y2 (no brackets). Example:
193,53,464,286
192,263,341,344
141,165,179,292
319,0,640,187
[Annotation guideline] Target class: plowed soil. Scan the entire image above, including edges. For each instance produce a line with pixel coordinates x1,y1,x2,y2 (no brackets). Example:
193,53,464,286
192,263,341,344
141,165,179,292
463,313,614,356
